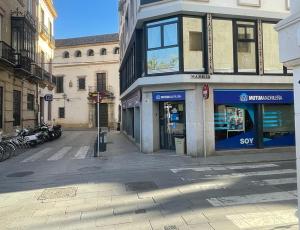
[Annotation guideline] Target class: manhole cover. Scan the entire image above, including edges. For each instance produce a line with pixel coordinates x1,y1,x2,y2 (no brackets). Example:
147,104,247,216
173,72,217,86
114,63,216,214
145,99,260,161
38,187,77,200
164,226,178,230
135,209,146,214
6,171,34,178
125,181,158,192
77,166,101,172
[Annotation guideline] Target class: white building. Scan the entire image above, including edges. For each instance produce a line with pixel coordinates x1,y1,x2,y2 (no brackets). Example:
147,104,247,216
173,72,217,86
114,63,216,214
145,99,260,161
53,34,120,129
37,0,57,125
119,0,294,156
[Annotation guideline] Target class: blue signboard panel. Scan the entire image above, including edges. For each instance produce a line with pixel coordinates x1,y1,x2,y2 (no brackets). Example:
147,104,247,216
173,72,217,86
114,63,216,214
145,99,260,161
214,90,294,104
153,91,185,102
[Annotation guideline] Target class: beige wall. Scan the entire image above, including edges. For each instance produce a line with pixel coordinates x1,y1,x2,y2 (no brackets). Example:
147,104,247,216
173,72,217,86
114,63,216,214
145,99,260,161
53,41,120,128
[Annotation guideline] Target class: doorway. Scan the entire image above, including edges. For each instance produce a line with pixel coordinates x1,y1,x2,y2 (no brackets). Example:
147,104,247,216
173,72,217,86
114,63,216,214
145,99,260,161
95,103,108,127
159,101,185,150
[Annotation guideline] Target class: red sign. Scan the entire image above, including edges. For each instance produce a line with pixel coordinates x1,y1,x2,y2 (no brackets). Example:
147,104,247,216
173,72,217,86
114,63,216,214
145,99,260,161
202,84,209,100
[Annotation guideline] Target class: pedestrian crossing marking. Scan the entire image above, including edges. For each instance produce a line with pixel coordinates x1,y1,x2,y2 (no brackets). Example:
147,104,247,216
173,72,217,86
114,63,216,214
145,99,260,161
73,146,89,159
22,148,52,163
47,146,72,161
170,163,278,173
207,190,297,207
252,177,297,186
226,209,298,229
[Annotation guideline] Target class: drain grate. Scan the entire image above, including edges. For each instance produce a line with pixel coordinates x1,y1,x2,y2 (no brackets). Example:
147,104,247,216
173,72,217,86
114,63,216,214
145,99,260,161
135,209,146,214
6,171,34,178
38,187,77,200
125,181,158,192
164,226,178,230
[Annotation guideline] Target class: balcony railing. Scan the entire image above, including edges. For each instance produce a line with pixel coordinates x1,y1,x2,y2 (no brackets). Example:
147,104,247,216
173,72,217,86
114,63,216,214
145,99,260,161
0,41,16,65
88,86,115,98
42,69,52,83
31,63,43,79
15,53,32,73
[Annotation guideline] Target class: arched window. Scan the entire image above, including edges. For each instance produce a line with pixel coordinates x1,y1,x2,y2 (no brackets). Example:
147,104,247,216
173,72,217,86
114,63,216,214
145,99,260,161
63,51,69,58
113,47,120,54
87,49,94,56
75,50,82,57
100,48,107,56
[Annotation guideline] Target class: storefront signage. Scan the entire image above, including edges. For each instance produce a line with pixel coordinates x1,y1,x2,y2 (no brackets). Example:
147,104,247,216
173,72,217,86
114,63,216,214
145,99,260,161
214,90,294,104
191,74,211,79
44,94,53,101
152,91,185,102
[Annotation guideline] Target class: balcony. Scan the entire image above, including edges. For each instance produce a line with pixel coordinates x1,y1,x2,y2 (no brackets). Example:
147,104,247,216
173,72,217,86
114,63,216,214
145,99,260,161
42,69,52,83
0,41,16,66
15,53,32,74
31,63,43,80
88,86,115,99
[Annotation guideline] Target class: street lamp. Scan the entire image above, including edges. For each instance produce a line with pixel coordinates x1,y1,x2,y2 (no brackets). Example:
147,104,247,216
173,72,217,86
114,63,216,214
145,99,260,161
276,0,300,221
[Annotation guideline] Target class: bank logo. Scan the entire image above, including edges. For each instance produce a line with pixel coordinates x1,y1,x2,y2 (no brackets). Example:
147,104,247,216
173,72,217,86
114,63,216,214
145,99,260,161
155,95,161,100
240,93,249,102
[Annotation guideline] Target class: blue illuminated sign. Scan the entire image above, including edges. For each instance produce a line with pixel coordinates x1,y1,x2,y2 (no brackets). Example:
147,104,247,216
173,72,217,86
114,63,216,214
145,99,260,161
214,90,294,104
153,91,185,102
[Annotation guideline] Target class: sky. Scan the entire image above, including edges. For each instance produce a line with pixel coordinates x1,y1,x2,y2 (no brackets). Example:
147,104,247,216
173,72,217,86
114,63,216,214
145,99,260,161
53,0,119,39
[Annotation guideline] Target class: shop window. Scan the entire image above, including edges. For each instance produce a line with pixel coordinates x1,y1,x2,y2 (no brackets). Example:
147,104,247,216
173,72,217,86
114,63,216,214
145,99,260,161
212,19,234,73
27,93,34,111
146,17,179,74
263,104,295,147
58,107,65,118
183,17,204,72
262,23,283,74
236,21,257,73
13,90,21,126
214,104,256,150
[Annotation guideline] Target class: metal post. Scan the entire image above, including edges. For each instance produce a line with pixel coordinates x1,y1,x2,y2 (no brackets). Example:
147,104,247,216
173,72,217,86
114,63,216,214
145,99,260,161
203,98,207,158
97,92,100,157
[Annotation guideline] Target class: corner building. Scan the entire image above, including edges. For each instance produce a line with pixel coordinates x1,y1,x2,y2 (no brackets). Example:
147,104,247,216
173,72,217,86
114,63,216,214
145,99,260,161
119,0,295,156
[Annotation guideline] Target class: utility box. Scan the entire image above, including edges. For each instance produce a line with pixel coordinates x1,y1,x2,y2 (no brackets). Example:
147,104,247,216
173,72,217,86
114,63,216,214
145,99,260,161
175,136,185,155
94,132,107,157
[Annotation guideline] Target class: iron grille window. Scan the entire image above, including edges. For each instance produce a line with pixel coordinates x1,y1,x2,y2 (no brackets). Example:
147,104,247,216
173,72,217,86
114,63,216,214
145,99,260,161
27,93,34,111
97,73,106,92
56,76,64,93
78,78,86,90
13,90,21,126
58,107,65,118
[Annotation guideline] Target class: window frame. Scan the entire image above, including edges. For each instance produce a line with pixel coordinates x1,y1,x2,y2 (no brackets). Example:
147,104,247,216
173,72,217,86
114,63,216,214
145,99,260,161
27,93,34,111
74,50,82,57
100,48,107,56
56,76,64,93
78,76,86,90
58,107,65,119
63,51,69,58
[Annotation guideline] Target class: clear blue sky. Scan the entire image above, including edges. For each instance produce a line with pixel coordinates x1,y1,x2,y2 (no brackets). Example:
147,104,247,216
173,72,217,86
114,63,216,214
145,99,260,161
53,0,119,39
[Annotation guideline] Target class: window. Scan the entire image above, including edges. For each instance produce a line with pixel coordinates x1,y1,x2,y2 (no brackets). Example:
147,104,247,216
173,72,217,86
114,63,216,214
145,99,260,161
113,47,120,54
41,51,45,69
27,93,34,111
0,87,3,129
49,20,53,37
97,73,107,92
41,9,45,26
236,21,257,73
63,51,69,58
146,17,179,74
78,77,86,90
213,19,234,73
75,50,81,57
87,49,94,56
58,107,65,118
262,23,283,74
48,101,52,121
183,17,204,72
100,48,107,55
13,90,21,126
27,0,33,14
0,15,2,40
56,76,64,93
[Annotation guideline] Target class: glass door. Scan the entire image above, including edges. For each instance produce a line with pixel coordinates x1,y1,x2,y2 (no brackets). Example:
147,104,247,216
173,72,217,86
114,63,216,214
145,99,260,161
159,101,185,150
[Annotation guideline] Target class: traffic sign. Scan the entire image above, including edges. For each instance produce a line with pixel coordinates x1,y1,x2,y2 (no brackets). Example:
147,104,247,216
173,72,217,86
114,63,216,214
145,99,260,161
44,94,53,101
